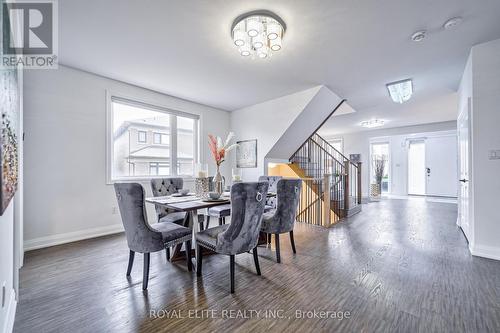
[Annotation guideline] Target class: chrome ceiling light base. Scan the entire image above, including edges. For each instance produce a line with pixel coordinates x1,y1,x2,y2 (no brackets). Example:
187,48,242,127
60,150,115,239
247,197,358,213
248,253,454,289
231,10,286,59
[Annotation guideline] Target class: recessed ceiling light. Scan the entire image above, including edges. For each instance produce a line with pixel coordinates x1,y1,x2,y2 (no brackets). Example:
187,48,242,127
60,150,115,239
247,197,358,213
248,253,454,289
387,79,413,103
361,119,385,128
411,30,426,42
444,17,463,30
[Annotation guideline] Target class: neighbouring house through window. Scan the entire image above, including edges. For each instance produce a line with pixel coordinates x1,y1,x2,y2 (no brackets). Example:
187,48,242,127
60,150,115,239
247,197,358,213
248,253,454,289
153,132,169,145
138,130,147,143
107,95,199,181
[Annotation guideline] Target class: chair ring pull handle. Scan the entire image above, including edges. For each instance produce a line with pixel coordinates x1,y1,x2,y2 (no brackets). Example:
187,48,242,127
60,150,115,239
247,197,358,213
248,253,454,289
256,192,263,202
295,186,299,193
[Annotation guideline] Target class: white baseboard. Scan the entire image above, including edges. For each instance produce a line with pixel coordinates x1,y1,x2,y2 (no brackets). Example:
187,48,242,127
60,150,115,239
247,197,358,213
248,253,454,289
470,243,500,261
2,290,16,333
24,224,124,251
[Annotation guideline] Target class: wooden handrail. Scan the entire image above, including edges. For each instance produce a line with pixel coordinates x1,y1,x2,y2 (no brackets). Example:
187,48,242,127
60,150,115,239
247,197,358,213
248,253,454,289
289,99,346,160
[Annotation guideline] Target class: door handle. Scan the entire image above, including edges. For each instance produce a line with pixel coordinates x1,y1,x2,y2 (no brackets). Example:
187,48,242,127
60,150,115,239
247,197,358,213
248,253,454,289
459,179,468,183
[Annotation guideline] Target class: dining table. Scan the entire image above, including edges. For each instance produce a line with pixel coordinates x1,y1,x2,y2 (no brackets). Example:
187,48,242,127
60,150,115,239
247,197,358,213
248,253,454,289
145,191,276,272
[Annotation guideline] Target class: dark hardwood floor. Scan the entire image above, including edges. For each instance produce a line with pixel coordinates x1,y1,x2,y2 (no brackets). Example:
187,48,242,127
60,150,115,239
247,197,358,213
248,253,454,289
14,199,500,332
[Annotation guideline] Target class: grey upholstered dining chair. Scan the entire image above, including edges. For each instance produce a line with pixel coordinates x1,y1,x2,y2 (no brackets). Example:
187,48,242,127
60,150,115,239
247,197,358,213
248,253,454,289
114,183,193,290
258,176,283,212
151,178,192,260
195,182,269,293
260,179,302,263
204,176,230,229
150,178,187,224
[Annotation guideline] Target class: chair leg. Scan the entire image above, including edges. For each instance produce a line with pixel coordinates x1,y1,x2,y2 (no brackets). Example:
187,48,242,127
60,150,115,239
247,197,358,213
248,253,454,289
267,233,272,244
205,216,210,230
126,250,135,276
186,241,192,272
289,230,297,254
223,217,226,224
165,247,170,262
275,234,281,263
252,247,261,276
230,255,235,293
218,217,223,226
196,244,203,277
143,253,150,290
198,216,204,231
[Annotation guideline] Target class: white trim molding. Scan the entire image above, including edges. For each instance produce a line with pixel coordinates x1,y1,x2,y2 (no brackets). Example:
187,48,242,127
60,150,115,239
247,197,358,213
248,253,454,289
470,243,500,261
3,289,17,333
24,224,124,252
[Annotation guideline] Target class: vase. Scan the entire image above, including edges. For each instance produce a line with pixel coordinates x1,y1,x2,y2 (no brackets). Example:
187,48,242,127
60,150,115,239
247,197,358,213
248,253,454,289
370,183,381,201
213,165,224,194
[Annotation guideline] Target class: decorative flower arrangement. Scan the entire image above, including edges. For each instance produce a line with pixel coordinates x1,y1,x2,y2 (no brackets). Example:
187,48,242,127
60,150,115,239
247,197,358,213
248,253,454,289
208,132,238,167
208,132,238,194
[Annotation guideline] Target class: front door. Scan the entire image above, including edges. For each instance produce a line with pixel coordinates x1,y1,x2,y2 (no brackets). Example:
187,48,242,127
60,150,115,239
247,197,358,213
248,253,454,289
425,135,458,197
457,98,471,242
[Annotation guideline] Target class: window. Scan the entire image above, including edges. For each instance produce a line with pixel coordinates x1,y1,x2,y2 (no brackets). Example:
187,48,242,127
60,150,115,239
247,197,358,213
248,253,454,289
138,131,147,143
153,132,169,145
107,95,199,182
370,142,390,194
328,138,343,154
149,162,170,176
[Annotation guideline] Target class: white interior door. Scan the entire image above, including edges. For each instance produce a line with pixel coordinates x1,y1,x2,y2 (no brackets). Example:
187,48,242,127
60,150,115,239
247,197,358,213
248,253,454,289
457,100,471,241
408,140,426,195
425,136,458,197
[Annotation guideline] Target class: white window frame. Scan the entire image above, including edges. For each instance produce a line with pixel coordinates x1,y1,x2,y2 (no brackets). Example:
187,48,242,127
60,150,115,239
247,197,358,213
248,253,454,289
106,91,200,183
138,130,147,143
153,132,168,145
369,138,391,195
328,137,344,154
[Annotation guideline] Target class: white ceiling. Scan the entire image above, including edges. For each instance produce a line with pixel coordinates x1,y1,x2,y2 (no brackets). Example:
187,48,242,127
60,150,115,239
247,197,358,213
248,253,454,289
59,0,500,119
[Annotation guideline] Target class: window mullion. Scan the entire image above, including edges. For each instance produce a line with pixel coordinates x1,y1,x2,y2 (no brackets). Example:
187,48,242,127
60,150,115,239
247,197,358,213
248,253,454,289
170,115,178,176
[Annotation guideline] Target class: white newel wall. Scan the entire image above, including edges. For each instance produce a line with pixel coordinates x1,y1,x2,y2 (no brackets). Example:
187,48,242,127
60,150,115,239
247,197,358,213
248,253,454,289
466,38,500,260
23,65,230,250
229,86,322,181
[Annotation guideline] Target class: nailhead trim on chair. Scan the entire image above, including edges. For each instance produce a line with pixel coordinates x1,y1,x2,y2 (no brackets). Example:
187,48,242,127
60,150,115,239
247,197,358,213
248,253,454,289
164,234,192,248
197,239,217,251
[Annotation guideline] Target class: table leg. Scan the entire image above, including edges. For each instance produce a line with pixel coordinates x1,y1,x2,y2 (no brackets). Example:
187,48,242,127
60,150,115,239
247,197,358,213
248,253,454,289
169,212,191,261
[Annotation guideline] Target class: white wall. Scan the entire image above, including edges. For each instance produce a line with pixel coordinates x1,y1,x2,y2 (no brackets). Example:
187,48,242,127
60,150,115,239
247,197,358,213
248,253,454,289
0,204,16,333
23,65,230,250
0,67,22,333
339,121,457,197
229,86,322,181
467,38,500,260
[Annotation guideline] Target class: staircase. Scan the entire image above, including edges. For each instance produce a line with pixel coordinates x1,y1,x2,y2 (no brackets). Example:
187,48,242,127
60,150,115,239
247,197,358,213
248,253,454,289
290,133,362,226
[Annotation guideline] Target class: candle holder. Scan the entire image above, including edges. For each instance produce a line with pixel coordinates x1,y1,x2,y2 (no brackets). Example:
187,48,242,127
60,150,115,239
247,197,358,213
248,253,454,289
232,167,242,183
195,177,209,198
194,163,208,178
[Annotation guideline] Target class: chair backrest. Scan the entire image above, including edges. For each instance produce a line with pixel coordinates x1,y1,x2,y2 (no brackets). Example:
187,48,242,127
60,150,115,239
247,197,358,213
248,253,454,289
150,178,183,219
274,179,302,233
216,182,269,255
114,183,164,253
258,176,282,208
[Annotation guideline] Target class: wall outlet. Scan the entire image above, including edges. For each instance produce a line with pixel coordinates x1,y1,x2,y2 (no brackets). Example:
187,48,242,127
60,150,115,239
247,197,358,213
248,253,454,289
111,206,118,215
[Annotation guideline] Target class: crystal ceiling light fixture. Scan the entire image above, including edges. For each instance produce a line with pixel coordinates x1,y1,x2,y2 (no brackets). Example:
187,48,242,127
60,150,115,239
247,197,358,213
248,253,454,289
360,119,385,128
231,10,286,59
386,79,413,103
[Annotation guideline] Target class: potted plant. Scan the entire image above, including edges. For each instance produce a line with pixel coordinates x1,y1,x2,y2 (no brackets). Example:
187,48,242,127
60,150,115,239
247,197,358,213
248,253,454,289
371,155,387,199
